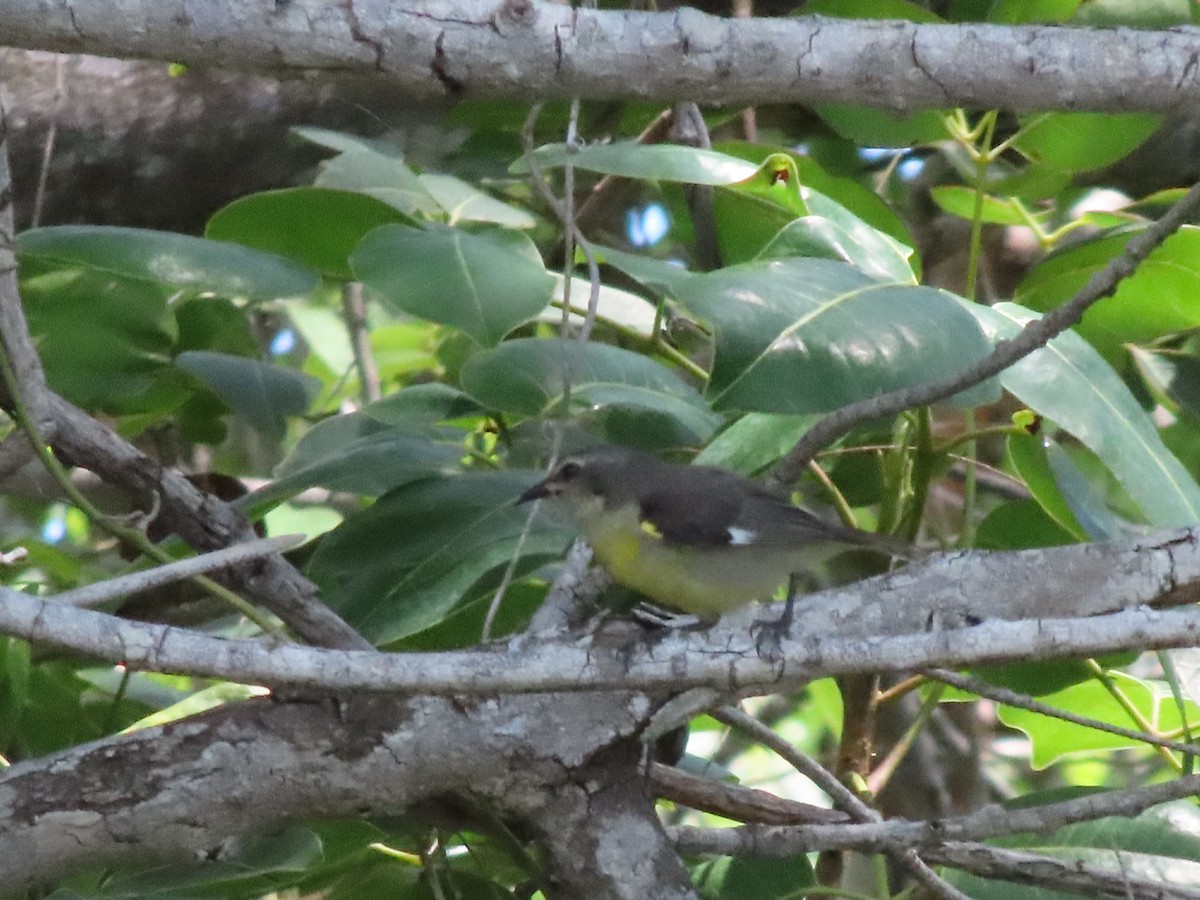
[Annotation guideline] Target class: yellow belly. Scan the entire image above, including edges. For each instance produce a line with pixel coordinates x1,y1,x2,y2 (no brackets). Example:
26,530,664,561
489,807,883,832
588,527,792,618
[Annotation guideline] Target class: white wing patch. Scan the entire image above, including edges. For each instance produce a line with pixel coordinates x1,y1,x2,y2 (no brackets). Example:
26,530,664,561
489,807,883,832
726,527,758,546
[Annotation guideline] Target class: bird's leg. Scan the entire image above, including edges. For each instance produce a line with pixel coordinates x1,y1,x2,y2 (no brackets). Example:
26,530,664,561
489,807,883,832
632,601,705,631
752,573,800,661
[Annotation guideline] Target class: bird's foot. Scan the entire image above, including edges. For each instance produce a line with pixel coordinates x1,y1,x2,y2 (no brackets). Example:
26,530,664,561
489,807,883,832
752,575,799,661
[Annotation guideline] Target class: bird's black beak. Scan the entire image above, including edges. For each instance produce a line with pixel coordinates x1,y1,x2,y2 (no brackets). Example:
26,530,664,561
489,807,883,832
518,477,555,504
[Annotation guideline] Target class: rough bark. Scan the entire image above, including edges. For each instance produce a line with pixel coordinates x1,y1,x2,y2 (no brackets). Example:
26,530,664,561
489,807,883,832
1,2,1200,113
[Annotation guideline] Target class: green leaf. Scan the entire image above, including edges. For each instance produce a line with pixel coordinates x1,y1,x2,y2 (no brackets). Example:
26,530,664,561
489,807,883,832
308,470,576,643
1071,0,1192,27
692,853,815,899
206,187,415,280
362,383,481,427
17,225,318,300
175,351,320,441
999,672,1200,767
672,258,994,413
123,683,268,732
78,827,323,897
1043,439,1134,539
968,302,1200,527
241,415,464,516
816,105,950,147
1012,112,1160,174
975,498,1079,551
351,224,555,347
593,244,696,297
949,799,1200,898
292,126,400,156
312,146,442,217
459,338,721,446
513,143,759,185
1131,346,1200,421
930,185,1048,227
803,0,943,20
694,414,818,474
20,266,177,412
545,273,659,337
1007,431,1088,541
715,141,916,252
990,0,1081,23
755,215,916,284
1017,227,1200,360
418,173,537,228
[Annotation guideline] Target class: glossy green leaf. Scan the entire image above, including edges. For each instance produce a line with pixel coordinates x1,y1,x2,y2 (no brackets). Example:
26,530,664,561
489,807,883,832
755,215,916,284
593,244,696,297
672,258,994,413
20,266,176,412
362,383,481,427
692,853,815,899
999,672,1200,767
1007,431,1088,541
930,185,1048,227
1017,227,1200,360
513,143,759,185
1071,0,1192,26
241,415,464,516
695,414,817,474
1131,346,1200,421
292,126,399,156
949,799,1200,898
1013,112,1160,173
989,0,1081,22
803,0,942,20
17,225,318,300
545,273,659,337
308,471,576,643
351,224,554,347
816,105,950,147
313,147,442,217
81,827,323,897
206,187,415,279
1043,439,1134,539
460,338,721,446
123,683,268,732
175,351,321,441
975,498,1078,551
418,173,536,228
969,302,1200,527
715,142,916,252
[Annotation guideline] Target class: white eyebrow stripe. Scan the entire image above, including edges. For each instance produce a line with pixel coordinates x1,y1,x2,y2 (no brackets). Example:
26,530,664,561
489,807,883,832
726,527,758,546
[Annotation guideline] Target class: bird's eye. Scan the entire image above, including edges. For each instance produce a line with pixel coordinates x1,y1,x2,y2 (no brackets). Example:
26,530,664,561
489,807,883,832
557,461,582,481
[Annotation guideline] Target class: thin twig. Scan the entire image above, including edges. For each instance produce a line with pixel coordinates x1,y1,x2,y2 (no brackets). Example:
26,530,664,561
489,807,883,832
712,706,972,900
53,535,305,608
771,177,1200,485
30,55,66,229
922,667,1200,758
341,281,381,405
649,761,851,826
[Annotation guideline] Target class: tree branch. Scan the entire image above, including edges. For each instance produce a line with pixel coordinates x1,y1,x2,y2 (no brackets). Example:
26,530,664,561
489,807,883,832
1,2,1199,113
3,527,1200,696
0,689,668,896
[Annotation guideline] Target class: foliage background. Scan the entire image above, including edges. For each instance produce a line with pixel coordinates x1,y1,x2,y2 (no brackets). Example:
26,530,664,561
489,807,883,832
6,0,1200,897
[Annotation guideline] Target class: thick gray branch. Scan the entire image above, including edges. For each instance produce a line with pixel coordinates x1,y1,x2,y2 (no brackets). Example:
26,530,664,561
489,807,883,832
0,691,696,897
2,1,1200,112
1,527,1199,696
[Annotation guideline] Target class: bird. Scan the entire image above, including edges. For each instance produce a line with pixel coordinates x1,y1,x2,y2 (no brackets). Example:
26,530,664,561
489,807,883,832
518,445,919,620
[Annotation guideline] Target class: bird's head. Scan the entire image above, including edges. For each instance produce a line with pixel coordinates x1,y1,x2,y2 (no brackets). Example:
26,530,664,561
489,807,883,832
518,447,646,517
